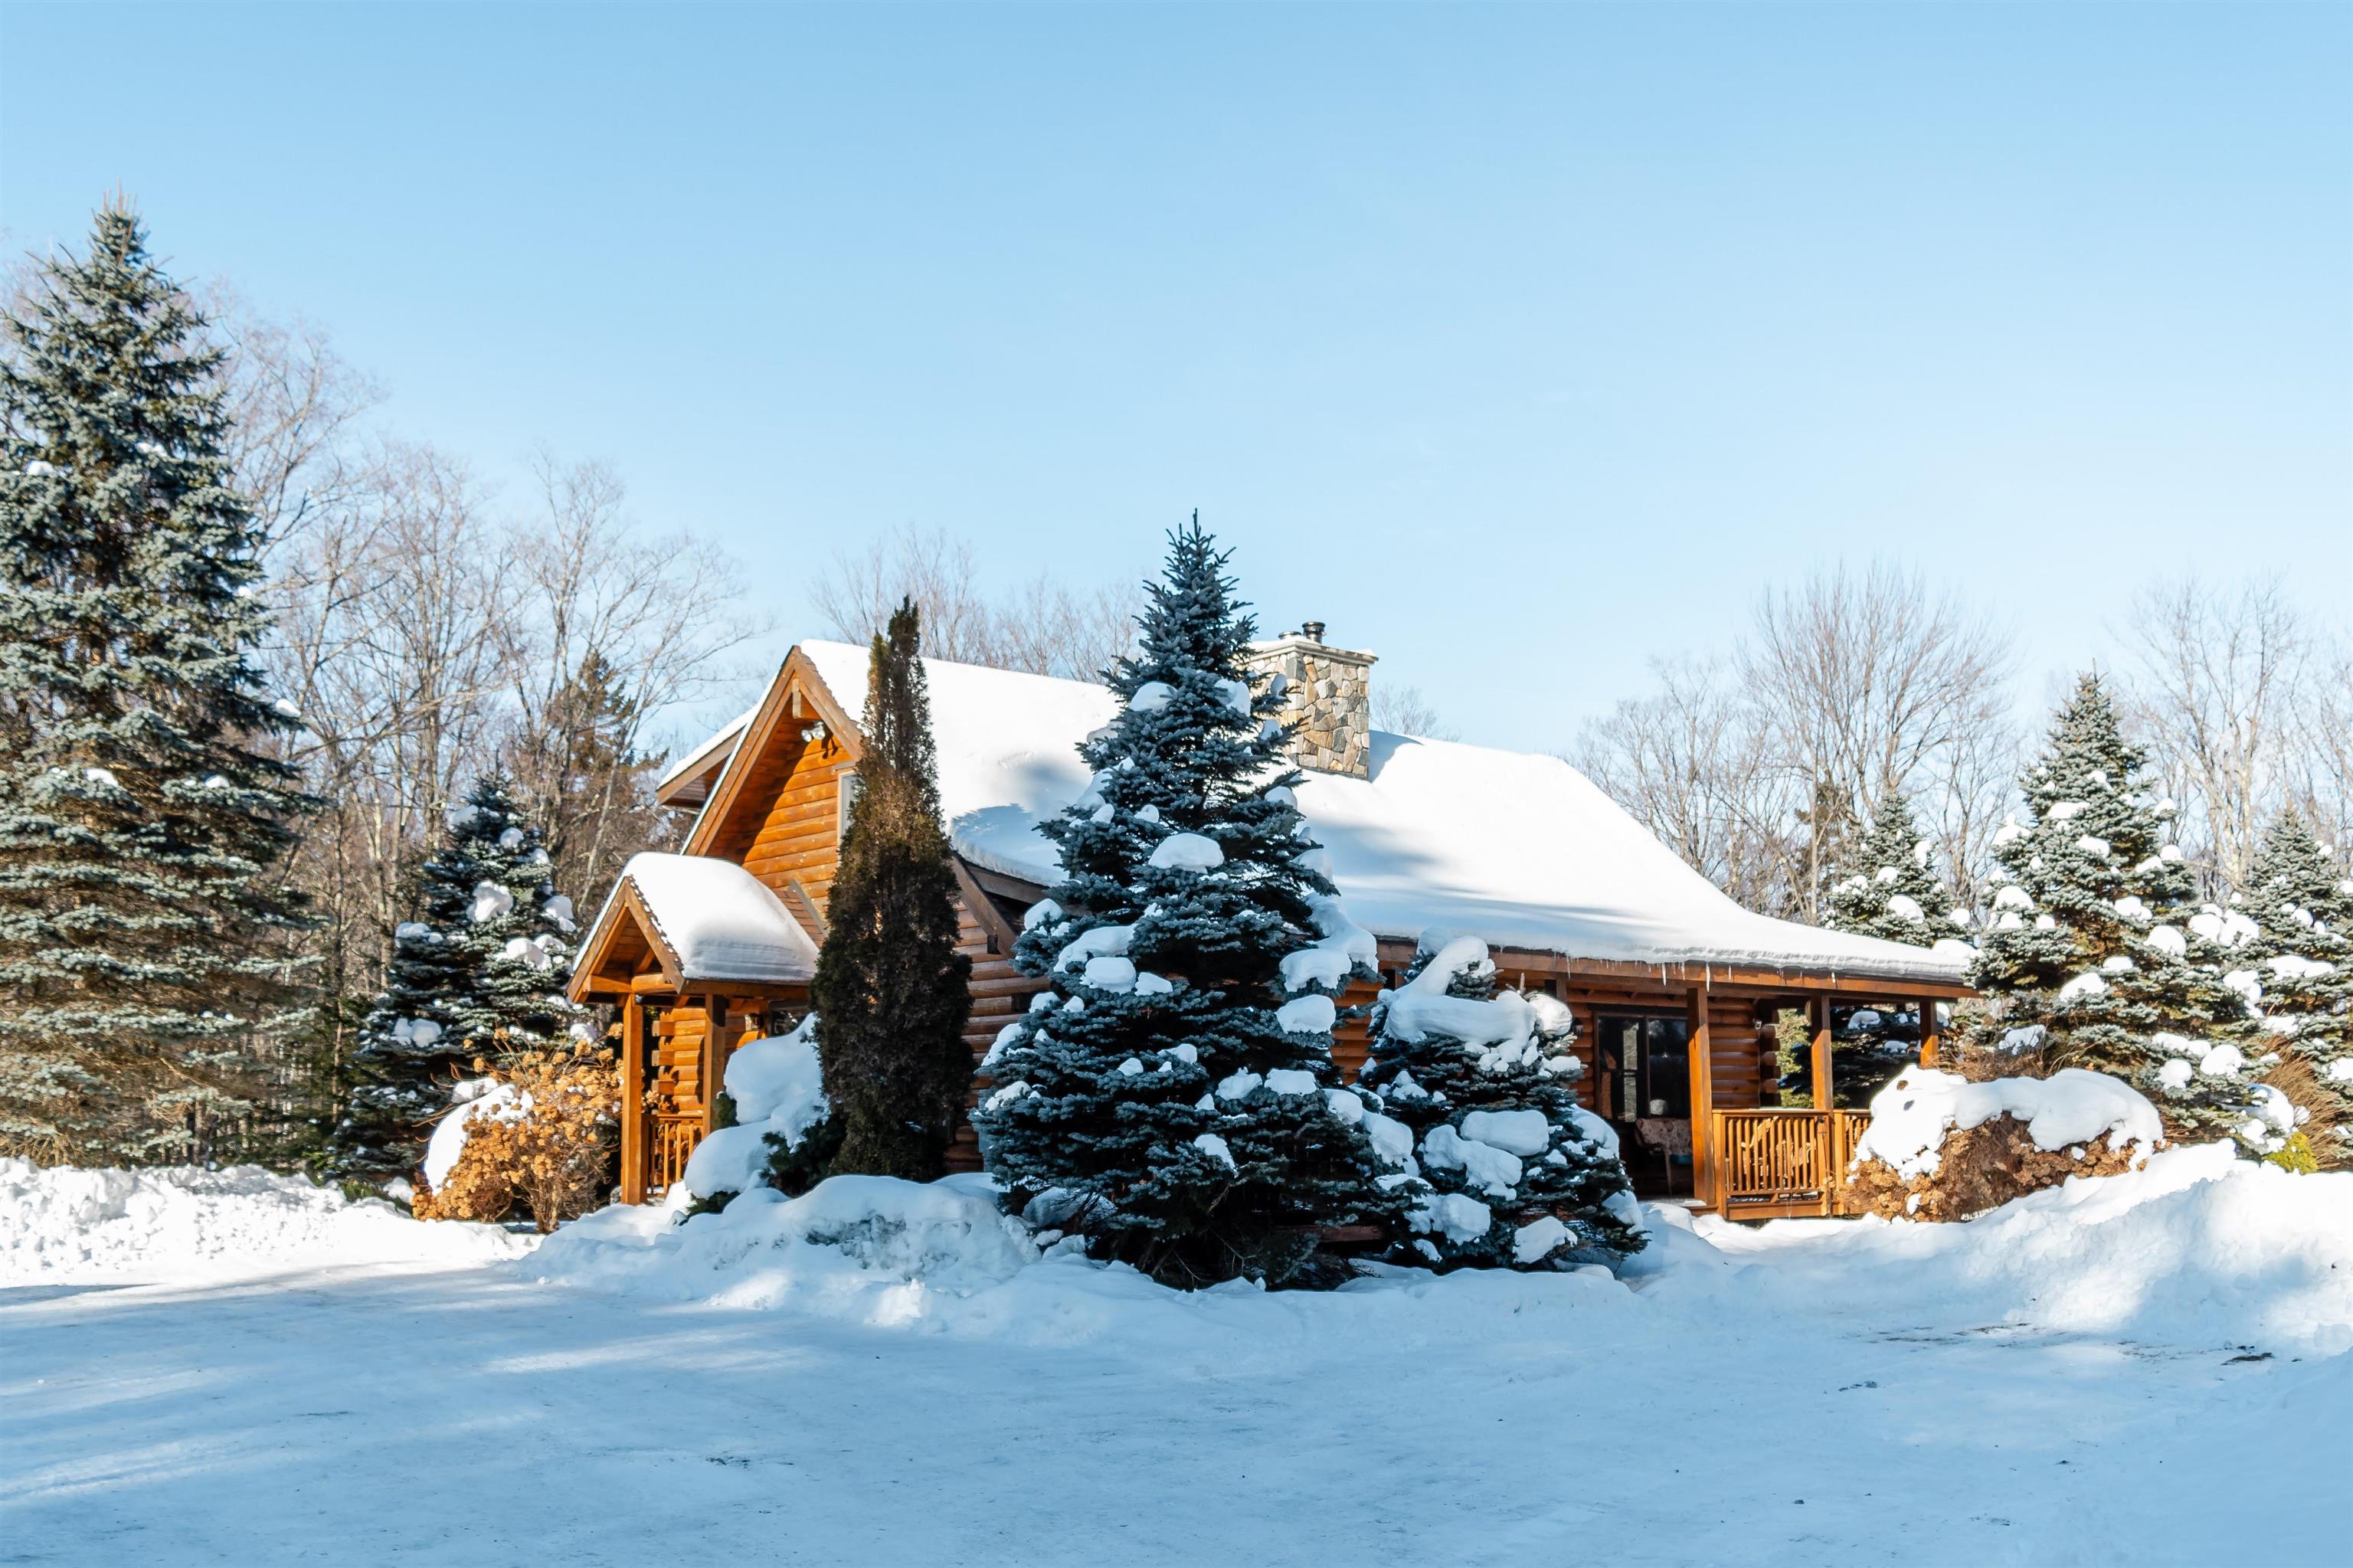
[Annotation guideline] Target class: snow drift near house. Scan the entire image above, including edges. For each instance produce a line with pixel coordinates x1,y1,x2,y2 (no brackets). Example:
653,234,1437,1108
530,1173,1035,1319
531,1170,1638,1354
527,1135,2351,1358
1690,1143,2353,1355
0,1158,529,1284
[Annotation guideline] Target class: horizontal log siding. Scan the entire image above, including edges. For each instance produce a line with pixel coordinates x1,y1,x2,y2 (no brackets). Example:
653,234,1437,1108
653,1003,709,1114
726,742,854,937
952,894,1043,1172
1706,996,1762,1111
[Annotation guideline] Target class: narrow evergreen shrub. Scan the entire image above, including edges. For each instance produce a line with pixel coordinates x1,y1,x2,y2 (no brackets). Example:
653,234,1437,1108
811,601,974,1182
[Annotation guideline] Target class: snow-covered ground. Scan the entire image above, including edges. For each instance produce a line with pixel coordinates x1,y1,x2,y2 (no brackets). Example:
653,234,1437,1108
3,1151,2345,1566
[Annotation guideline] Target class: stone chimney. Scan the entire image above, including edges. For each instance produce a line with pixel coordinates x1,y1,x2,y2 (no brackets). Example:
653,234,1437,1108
1243,622,1377,778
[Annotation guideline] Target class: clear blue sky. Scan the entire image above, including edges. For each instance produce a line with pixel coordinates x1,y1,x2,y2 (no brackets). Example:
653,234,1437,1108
5,2,2348,750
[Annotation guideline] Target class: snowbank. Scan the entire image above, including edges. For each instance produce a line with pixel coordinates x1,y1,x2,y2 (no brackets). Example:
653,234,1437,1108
528,1170,1638,1354
1694,1143,2353,1355
530,1173,1036,1319
0,1159,529,1285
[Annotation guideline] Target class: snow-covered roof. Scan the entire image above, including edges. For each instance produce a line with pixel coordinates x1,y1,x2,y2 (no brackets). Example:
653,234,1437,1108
656,702,761,801
741,642,1968,984
581,851,820,987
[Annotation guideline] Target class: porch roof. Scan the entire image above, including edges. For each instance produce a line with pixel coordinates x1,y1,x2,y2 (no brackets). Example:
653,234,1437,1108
569,852,818,999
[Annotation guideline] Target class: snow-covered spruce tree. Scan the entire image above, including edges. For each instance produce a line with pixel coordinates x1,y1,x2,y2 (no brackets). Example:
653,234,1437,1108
1825,791,1969,951
0,204,316,1164
1356,934,1643,1268
1967,675,2256,1145
1821,791,1974,1103
330,774,584,1186
2241,817,2351,1167
812,600,974,1182
972,519,1411,1288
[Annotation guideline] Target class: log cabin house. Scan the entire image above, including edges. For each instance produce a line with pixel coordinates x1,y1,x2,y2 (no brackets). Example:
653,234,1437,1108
568,629,1974,1220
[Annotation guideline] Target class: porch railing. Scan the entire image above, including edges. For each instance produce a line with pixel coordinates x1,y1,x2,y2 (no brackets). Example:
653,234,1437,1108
648,1113,701,1196
1708,1108,1871,1219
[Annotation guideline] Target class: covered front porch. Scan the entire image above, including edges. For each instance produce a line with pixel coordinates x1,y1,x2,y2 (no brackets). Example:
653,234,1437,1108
1397,951,1968,1223
568,854,821,1206
1694,988,1955,1220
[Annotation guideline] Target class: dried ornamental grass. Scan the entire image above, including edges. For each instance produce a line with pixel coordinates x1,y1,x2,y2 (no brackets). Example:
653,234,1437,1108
413,1047,618,1232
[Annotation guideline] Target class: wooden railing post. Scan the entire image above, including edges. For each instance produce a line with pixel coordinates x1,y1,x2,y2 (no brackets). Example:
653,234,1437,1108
1917,997,1942,1068
620,994,646,1206
1687,987,1715,1208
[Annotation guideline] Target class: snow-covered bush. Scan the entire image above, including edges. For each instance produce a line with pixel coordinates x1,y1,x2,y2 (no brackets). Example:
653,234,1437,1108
1355,933,1643,1268
680,1015,836,1203
412,1044,616,1232
1843,1065,2165,1222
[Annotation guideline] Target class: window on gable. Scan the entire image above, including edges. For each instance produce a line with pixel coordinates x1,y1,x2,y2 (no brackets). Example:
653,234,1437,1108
837,770,862,840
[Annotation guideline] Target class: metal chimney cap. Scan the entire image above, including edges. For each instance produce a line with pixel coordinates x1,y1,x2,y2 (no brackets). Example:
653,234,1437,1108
1300,620,1326,643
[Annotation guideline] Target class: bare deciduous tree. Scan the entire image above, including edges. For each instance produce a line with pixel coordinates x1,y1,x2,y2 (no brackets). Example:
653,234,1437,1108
1373,684,1461,742
1573,567,2016,923
2121,577,2340,892
1568,656,1795,914
203,283,382,556
2287,636,2353,854
1741,564,2015,921
499,453,771,912
811,522,1138,681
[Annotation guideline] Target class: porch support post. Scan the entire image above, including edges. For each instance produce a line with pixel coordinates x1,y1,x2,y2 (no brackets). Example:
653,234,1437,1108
1686,987,1716,1210
702,994,729,1136
1917,997,1942,1068
1808,994,1838,1216
1808,994,1834,1111
619,994,646,1206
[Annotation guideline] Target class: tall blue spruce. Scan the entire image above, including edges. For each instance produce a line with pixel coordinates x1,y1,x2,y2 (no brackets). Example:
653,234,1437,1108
1825,790,1969,951
1969,675,2259,1144
2241,817,2351,1167
330,774,584,1187
974,518,1409,1287
0,204,316,1163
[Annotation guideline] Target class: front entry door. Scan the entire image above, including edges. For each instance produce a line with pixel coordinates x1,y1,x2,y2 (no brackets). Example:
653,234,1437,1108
1594,1015,1692,1194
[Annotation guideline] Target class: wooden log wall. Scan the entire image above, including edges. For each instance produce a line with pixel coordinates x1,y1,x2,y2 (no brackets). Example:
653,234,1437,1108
652,1001,708,1115
950,893,1045,1172
708,721,853,941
